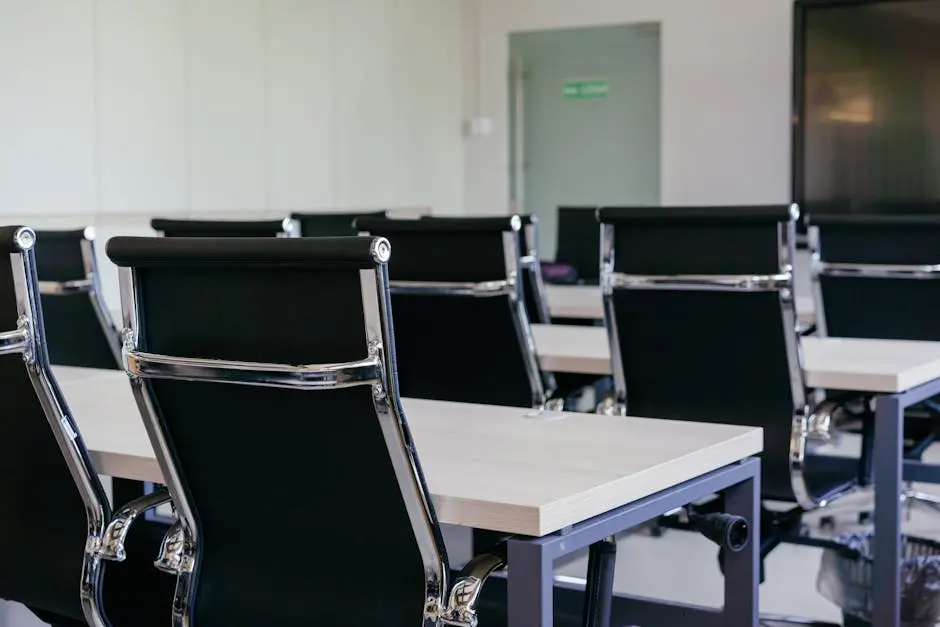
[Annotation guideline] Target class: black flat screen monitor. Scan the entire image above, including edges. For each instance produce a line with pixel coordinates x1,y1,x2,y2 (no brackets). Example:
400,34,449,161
555,207,601,284
793,0,940,228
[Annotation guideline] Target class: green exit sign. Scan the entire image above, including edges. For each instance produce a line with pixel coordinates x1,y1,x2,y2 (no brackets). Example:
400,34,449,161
564,79,609,100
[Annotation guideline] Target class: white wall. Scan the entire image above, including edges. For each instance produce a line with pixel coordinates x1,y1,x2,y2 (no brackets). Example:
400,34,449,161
0,0,466,223
464,0,795,213
0,0,466,308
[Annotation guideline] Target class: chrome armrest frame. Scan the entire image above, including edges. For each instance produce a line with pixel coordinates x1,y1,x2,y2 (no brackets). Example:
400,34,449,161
98,488,173,562
154,522,188,575
440,550,507,627
806,400,840,443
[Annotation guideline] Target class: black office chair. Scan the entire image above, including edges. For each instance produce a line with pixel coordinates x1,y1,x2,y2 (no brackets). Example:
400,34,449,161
291,210,386,237
555,206,602,284
596,205,861,626
33,227,149,509
151,217,298,238
356,216,558,410
0,226,174,627
34,228,120,369
517,215,610,407
811,213,940,516
104,234,512,626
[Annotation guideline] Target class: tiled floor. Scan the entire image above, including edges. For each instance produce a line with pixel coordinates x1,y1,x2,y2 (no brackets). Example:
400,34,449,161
5,434,940,626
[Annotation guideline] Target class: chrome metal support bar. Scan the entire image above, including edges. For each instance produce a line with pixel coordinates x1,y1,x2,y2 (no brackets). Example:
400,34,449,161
125,349,382,390
98,488,172,562
38,279,94,295
389,279,513,297
0,326,29,357
816,261,940,279
606,272,792,293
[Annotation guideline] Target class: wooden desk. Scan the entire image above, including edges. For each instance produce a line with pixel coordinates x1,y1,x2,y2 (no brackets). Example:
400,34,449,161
532,324,940,394
545,285,817,328
55,367,761,538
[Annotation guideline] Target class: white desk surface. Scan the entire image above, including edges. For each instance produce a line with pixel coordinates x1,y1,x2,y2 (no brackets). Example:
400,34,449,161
544,285,816,327
531,324,940,394
54,367,761,537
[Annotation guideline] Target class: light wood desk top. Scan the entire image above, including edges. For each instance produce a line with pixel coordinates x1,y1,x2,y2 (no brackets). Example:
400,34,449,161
54,367,761,537
531,324,940,394
545,285,816,327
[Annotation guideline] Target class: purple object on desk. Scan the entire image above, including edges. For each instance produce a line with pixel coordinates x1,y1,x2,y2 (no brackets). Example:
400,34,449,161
540,261,578,285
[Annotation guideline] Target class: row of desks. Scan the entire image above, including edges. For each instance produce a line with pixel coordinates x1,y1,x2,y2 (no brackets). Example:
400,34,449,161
532,323,940,394
532,321,940,627
55,364,762,627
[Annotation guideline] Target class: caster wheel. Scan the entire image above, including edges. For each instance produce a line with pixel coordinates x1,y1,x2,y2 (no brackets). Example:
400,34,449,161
858,511,872,525
649,524,665,538
818,516,836,532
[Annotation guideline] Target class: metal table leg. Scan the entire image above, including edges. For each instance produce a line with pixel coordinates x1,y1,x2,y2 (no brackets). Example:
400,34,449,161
872,393,903,627
504,459,760,627
723,470,760,626
507,538,553,627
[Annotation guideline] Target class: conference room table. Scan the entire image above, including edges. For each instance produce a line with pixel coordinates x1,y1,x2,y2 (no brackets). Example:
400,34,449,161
55,365,762,627
545,285,817,328
531,323,940,627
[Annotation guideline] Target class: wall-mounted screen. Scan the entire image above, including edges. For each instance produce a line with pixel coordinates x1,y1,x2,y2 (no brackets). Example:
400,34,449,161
793,0,940,224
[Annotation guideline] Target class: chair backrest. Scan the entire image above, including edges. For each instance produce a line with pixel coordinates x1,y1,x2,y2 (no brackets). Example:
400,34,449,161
34,227,121,369
151,217,298,238
556,206,601,283
809,214,940,340
0,227,111,623
106,235,448,627
291,210,386,237
356,216,549,408
598,205,822,508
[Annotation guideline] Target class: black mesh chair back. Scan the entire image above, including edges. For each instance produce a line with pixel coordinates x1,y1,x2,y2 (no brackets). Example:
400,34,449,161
291,210,386,237
598,205,843,508
810,215,940,340
106,236,450,627
356,216,549,408
34,228,120,370
151,217,297,238
556,206,602,283
0,226,137,624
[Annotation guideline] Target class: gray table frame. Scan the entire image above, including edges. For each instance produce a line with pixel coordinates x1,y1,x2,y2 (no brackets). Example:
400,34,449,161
506,457,760,627
808,375,940,627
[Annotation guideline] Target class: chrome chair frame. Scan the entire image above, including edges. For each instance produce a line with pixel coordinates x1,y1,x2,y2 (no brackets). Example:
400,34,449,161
599,204,851,512
36,226,122,367
1,227,171,627
116,237,501,627
369,215,552,409
152,217,300,238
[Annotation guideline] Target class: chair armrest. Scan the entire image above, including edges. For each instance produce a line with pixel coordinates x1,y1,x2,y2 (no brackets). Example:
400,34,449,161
807,401,839,443
153,521,188,574
98,488,172,562
440,548,507,627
